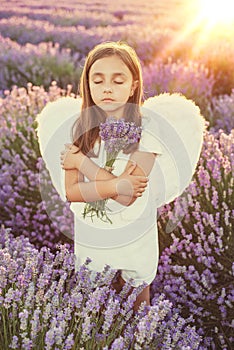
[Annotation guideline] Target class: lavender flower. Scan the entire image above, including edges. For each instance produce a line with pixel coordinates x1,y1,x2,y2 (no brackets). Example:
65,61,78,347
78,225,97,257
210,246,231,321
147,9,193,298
9,335,19,349
110,336,126,349
0,227,202,349
154,128,233,349
83,117,142,223
102,298,120,333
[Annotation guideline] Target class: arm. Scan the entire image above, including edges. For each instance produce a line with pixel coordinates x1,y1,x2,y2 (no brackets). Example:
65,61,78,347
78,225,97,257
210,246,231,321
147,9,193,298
89,151,156,205
63,149,119,202
63,147,155,205
65,168,117,202
112,151,156,205
64,156,148,203
65,164,137,206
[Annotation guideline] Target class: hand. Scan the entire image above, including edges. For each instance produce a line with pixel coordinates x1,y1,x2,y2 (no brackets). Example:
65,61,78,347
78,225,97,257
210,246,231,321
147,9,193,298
60,144,80,170
115,162,148,198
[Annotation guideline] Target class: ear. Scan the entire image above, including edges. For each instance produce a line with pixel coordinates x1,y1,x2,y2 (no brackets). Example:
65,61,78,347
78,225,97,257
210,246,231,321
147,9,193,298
130,80,139,96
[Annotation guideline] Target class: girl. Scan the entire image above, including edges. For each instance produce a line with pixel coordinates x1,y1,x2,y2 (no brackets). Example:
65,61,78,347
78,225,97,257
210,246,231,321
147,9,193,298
60,41,161,312
37,40,204,314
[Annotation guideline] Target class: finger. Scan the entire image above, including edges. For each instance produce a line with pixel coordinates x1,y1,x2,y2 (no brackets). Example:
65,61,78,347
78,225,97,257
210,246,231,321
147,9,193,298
134,175,148,182
140,177,148,183
127,162,136,175
141,183,147,188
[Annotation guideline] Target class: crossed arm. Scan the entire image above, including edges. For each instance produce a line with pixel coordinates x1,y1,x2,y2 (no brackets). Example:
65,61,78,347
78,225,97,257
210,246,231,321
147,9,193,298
62,146,156,206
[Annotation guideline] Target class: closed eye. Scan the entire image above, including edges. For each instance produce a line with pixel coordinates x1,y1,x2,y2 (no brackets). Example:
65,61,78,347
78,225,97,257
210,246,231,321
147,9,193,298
93,80,124,84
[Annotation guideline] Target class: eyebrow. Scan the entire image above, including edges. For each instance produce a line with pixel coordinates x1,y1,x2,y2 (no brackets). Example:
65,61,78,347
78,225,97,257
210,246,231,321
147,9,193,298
91,72,127,78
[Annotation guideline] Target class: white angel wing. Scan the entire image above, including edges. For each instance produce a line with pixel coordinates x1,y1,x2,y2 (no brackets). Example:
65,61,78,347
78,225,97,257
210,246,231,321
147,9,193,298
36,93,205,210
140,93,206,208
36,96,82,201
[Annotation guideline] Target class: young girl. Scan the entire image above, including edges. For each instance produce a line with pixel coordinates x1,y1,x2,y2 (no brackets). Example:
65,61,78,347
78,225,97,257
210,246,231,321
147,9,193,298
60,41,161,312
38,40,204,314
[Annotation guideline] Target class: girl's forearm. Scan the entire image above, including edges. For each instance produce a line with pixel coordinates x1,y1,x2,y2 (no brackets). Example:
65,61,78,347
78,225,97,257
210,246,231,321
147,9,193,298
65,171,134,205
72,153,130,204
80,157,137,205
66,177,118,202
76,153,116,181
68,151,140,205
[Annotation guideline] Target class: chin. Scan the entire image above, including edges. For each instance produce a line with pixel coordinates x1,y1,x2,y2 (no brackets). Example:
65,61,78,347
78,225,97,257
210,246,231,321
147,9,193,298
98,102,125,113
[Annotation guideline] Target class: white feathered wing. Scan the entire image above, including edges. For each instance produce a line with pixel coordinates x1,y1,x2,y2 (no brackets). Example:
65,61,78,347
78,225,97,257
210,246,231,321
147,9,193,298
140,93,205,207
36,96,82,201
36,93,205,208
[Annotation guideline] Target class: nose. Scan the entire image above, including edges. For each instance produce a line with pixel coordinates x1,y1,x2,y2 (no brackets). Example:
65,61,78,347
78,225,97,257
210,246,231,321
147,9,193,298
103,86,112,93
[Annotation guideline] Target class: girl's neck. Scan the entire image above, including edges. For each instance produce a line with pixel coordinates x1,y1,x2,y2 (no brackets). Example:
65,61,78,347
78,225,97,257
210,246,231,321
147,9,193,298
106,114,124,120
105,105,125,120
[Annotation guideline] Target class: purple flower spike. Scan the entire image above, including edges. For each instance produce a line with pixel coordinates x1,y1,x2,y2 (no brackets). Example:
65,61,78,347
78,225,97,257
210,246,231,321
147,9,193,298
83,117,142,223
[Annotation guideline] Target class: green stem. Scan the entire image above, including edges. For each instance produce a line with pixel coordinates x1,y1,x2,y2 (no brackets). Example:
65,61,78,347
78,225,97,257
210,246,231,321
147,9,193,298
2,308,8,348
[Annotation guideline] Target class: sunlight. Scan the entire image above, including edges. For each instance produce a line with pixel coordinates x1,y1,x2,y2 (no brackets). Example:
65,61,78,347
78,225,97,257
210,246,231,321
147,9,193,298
198,0,234,26
159,0,234,61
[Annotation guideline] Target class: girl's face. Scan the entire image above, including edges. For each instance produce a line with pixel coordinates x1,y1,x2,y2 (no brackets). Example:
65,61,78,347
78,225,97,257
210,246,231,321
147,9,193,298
89,55,138,119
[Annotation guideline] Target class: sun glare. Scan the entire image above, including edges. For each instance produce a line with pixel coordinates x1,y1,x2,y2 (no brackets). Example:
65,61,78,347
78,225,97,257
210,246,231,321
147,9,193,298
198,0,234,26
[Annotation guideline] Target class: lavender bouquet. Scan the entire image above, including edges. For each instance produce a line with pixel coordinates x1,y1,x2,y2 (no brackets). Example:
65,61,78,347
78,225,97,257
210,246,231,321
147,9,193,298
82,117,142,223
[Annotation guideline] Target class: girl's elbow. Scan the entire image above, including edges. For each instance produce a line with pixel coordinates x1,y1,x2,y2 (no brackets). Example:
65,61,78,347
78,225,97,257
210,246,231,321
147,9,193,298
65,186,72,201
127,199,136,206
122,195,137,206
65,190,73,202
65,188,83,202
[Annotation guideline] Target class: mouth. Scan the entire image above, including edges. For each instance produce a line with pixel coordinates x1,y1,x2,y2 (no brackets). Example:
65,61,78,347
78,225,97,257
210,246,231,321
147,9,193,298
102,98,114,102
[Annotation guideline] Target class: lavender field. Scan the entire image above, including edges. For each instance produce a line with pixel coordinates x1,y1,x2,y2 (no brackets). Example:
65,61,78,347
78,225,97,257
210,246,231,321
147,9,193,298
0,0,233,349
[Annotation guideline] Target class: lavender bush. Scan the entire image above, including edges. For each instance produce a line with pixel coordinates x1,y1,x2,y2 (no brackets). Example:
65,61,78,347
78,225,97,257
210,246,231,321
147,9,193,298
0,227,202,349
207,90,234,134
142,58,215,116
1,0,234,94
154,128,234,349
0,8,128,28
0,35,82,92
0,31,218,117
0,84,74,251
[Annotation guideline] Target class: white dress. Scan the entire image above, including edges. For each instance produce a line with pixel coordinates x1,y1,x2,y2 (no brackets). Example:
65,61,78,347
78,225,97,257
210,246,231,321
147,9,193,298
71,139,162,287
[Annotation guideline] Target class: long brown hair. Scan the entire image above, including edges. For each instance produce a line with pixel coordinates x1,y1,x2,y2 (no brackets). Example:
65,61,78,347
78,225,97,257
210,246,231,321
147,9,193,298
72,41,144,156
